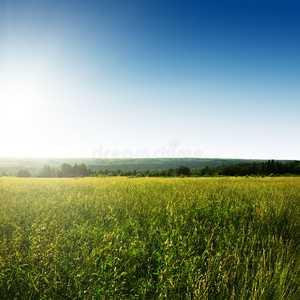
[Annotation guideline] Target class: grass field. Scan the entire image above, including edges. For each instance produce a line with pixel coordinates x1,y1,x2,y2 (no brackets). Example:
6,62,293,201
0,177,299,299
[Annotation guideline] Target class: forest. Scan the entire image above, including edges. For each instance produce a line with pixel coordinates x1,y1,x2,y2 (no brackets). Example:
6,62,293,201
1,157,293,176
11,160,300,178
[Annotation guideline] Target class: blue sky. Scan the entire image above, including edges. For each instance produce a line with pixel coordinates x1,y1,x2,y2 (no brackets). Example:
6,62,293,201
0,0,299,159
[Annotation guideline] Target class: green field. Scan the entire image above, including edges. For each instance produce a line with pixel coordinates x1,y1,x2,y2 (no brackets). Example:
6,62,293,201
0,177,299,299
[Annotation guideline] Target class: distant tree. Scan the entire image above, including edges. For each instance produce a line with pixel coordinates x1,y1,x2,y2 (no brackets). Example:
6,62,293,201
17,170,31,178
258,162,266,175
151,170,159,177
159,170,166,177
2,171,8,176
166,168,174,177
39,165,56,177
78,163,91,176
248,162,258,175
275,161,282,175
57,171,64,178
265,160,275,175
72,164,79,177
199,166,208,176
61,163,73,177
175,165,190,177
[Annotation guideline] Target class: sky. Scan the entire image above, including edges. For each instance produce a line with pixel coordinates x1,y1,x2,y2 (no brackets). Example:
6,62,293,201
0,0,299,159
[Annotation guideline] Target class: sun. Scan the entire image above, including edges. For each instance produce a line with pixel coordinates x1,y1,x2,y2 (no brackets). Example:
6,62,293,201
0,72,42,128
0,70,46,157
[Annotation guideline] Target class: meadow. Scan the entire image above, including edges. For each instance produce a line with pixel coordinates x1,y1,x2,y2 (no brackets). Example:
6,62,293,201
0,177,299,299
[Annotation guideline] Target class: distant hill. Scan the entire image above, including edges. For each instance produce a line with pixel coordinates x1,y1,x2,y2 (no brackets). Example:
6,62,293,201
0,157,293,176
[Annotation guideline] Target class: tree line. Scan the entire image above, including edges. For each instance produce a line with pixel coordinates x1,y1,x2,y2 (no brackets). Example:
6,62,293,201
191,160,300,177
14,163,92,178
14,160,299,178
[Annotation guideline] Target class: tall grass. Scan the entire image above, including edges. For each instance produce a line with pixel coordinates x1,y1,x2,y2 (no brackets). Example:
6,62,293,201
0,177,299,299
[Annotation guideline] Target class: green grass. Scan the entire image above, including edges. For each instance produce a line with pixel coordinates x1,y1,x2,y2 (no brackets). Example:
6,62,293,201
0,177,299,299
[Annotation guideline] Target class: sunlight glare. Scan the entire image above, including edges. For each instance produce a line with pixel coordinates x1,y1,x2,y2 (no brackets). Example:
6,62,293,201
0,72,42,128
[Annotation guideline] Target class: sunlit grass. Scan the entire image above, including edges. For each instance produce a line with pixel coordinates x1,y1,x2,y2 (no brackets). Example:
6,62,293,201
0,177,299,299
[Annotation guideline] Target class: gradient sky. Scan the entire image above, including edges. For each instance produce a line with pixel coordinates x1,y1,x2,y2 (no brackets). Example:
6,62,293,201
0,0,299,159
